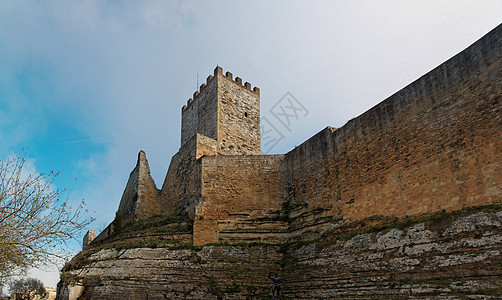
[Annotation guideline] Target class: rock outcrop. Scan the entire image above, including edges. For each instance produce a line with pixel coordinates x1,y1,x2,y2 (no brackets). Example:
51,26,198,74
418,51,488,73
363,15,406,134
283,210,502,298
59,207,502,299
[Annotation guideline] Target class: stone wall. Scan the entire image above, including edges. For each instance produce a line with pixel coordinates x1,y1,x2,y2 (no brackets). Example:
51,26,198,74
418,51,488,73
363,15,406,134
284,127,341,241
284,23,502,238
82,230,96,251
160,135,201,218
117,151,161,222
181,74,218,146
216,69,261,155
194,155,287,245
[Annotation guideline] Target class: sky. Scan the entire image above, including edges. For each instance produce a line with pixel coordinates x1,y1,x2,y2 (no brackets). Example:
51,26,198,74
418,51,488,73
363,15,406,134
0,0,501,289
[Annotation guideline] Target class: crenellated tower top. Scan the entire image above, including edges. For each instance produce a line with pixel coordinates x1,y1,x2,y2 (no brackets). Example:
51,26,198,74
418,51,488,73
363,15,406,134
182,66,260,113
179,66,261,156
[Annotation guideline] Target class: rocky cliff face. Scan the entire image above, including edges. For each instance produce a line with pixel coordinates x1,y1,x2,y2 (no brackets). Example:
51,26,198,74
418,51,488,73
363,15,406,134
283,209,502,299
59,245,282,299
58,206,502,299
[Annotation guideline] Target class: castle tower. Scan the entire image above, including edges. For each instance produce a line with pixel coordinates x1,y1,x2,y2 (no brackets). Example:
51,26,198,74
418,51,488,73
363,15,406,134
180,66,261,157
161,67,261,217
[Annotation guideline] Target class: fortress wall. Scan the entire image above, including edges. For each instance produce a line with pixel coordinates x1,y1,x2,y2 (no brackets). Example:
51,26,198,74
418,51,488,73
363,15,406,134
284,128,342,240
161,132,219,217
161,135,202,218
135,153,162,219
285,24,502,228
216,73,261,155
193,155,287,245
117,160,141,220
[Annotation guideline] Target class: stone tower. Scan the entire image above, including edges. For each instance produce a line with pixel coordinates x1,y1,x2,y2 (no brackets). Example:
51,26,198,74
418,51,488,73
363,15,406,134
180,66,261,158
113,66,262,223
161,66,262,218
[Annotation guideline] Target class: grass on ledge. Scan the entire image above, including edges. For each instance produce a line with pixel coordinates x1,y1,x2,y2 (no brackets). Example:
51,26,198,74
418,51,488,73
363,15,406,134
64,204,502,275
330,203,502,243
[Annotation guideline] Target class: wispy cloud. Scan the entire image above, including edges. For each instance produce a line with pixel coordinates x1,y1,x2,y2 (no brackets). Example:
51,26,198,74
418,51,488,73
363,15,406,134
57,135,114,145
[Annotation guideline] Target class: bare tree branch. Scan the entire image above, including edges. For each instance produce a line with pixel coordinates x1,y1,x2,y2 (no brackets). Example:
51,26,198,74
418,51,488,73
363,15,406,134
0,151,94,282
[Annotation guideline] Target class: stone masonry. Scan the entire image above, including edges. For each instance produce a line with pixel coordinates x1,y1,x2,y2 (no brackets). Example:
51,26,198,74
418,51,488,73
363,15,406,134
100,23,502,246
58,23,502,300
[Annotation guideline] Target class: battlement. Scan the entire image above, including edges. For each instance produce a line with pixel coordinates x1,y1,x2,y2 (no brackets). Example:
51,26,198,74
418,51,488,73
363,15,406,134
180,66,261,155
182,66,259,113
182,74,215,112
214,66,260,94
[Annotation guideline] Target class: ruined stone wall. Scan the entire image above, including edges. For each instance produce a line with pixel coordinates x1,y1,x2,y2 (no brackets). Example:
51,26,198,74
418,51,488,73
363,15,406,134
285,24,502,236
82,230,96,251
161,136,201,218
216,69,261,155
117,151,161,222
193,155,287,245
96,151,162,245
117,157,141,219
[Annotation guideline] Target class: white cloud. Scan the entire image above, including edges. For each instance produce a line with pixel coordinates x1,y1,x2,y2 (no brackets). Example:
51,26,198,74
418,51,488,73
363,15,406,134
27,265,61,289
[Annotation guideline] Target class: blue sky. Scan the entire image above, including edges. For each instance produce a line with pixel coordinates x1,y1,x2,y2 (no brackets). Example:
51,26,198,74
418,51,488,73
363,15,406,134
1,1,501,287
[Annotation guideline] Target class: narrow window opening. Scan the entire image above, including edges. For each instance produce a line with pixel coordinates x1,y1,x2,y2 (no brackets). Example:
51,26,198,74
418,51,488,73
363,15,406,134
245,112,248,118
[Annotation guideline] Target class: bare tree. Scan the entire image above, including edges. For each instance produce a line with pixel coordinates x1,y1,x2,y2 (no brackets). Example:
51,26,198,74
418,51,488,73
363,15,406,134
0,151,93,282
